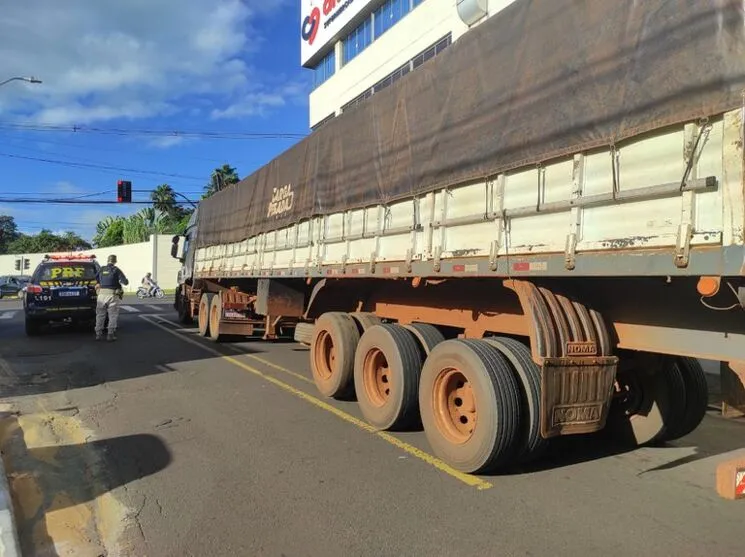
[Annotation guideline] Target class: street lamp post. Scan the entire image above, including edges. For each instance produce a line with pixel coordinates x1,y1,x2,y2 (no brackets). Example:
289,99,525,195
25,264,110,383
0,76,42,88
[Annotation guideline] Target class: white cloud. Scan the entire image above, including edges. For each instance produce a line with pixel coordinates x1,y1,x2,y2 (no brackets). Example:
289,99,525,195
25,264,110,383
146,135,188,149
210,81,309,119
54,181,85,195
0,0,294,125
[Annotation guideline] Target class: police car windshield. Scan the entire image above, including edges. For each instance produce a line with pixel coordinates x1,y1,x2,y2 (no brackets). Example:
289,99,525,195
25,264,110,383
35,263,98,281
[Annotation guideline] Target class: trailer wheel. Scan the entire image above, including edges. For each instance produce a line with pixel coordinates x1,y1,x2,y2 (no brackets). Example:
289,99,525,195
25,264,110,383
311,312,361,399
403,323,445,356
354,324,423,430
350,312,382,332
483,337,548,463
208,294,225,342
293,322,314,346
419,339,522,474
660,357,709,441
197,293,213,337
177,290,193,324
607,355,686,446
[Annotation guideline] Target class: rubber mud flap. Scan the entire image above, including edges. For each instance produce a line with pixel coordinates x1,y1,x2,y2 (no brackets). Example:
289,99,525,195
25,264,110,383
540,356,618,439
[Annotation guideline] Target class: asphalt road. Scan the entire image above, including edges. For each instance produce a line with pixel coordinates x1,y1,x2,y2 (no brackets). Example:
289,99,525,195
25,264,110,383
0,297,743,556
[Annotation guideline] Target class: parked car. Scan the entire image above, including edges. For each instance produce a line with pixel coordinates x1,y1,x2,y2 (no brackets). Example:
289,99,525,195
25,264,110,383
0,275,30,299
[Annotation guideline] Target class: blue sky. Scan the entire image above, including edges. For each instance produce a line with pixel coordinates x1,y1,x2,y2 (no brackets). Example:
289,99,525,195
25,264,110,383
0,0,310,241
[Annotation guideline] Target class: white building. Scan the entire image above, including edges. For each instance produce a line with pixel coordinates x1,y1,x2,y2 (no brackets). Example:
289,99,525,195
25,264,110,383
301,0,517,130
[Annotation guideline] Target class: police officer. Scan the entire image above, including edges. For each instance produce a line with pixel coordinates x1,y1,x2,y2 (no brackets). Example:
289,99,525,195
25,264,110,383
95,254,129,341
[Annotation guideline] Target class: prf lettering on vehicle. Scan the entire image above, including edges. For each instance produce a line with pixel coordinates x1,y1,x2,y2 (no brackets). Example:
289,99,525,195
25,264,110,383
266,184,294,218
50,266,86,279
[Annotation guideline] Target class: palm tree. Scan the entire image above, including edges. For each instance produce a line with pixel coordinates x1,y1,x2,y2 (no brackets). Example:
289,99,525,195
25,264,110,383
122,208,174,244
203,164,240,198
151,184,178,216
93,216,125,247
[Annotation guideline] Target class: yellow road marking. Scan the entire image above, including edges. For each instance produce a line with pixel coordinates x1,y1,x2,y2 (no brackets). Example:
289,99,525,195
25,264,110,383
244,352,314,385
141,315,493,491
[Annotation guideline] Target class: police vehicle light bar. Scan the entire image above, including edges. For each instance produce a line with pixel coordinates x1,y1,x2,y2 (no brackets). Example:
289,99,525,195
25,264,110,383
44,253,97,261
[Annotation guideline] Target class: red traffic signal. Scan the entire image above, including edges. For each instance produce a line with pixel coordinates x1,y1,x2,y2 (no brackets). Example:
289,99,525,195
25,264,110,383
117,180,132,203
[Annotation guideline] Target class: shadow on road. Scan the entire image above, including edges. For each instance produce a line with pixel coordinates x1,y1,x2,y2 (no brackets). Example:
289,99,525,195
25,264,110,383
493,410,745,477
0,310,275,397
0,412,171,557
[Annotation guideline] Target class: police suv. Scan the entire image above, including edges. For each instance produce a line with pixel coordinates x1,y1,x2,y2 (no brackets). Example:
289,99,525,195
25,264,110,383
23,254,101,336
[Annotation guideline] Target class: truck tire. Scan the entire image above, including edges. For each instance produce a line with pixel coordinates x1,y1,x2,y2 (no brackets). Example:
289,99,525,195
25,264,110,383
177,290,193,325
293,322,314,345
197,293,213,337
354,324,423,430
311,312,361,399
403,323,445,356
606,355,686,446
659,357,709,441
483,337,548,463
208,294,225,342
419,339,522,474
350,312,382,332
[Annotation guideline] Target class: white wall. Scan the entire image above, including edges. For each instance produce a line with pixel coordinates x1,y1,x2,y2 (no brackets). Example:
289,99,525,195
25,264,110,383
0,234,179,292
309,0,516,127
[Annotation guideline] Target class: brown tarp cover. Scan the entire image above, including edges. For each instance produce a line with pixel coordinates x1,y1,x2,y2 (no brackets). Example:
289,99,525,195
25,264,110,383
196,0,745,248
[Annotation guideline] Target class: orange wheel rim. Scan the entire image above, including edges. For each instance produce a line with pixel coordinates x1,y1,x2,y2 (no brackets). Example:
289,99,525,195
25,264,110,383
362,347,390,407
432,368,476,444
199,301,208,331
210,304,219,333
313,330,335,381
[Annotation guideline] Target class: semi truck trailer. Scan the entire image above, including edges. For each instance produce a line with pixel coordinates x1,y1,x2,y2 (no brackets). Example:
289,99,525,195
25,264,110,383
171,0,745,474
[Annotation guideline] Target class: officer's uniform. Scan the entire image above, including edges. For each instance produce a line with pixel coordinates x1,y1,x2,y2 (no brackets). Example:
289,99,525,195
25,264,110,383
95,256,129,340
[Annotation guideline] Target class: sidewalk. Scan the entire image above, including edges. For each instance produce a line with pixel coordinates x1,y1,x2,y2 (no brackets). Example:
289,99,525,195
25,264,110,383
0,428,21,557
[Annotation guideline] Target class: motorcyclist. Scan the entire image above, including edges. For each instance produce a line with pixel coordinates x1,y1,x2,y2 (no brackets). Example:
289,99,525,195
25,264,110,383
95,254,129,341
142,272,158,297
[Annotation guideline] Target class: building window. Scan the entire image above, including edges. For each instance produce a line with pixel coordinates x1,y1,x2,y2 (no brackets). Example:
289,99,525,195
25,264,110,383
312,50,336,90
343,18,373,64
340,33,452,116
412,34,451,69
312,113,336,131
374,0,412,39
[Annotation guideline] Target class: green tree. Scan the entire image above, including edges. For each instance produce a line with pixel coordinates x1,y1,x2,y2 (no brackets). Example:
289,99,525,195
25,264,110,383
203,164,240,199
151,183,183,219
0,215,20,254
122,208,177,244
6,229,91,254
93,216,125,248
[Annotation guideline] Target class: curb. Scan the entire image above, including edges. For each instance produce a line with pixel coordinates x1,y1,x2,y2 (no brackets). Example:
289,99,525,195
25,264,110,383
0,450,21,557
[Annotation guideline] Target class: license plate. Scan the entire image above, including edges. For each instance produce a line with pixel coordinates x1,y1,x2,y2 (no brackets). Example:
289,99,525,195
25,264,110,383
58,291,81,297
224,310,244,319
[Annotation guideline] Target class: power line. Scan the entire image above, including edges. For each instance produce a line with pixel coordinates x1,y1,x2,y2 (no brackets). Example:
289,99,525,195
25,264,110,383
0,122,308,139
0,190,204,197
0,198,197,205
2,134,244,165
0,152,205,182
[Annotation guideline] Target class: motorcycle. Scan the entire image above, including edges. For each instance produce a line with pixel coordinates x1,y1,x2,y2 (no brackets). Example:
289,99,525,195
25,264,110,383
136,285,165,299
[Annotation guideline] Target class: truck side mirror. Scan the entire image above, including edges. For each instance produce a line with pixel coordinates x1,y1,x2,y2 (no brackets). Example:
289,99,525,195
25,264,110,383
170,235,186,260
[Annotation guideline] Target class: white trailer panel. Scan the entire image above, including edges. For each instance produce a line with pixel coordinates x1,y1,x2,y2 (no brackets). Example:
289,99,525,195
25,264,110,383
195,111,744,279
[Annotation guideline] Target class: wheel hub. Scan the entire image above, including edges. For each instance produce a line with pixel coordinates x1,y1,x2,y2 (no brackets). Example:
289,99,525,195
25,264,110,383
362,347,391,407
313,330,335,381
432,368,476,444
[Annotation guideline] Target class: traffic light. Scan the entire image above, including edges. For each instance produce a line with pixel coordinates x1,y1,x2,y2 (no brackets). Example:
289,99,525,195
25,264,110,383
14,260,20,271
24,259,29,270
117,180,132,203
